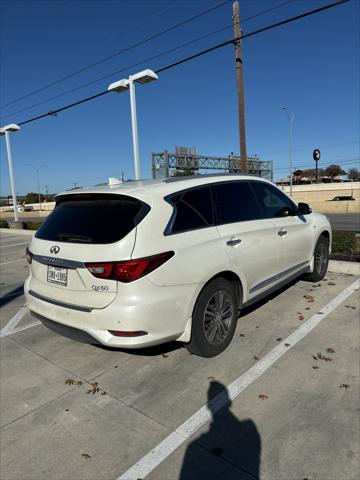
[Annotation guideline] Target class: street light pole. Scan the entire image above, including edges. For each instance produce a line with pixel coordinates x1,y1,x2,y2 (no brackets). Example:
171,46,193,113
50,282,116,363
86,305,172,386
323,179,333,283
282,108,295,197
27,164,45,211
108,69,158,181
0,124,21,223
128,76,140,180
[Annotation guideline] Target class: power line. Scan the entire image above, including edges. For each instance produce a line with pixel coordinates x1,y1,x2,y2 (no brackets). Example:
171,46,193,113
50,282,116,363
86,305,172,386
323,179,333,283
1,0,296,121
155,0,350,74
1,25,235,120
0,0,233,111
15,0,350,128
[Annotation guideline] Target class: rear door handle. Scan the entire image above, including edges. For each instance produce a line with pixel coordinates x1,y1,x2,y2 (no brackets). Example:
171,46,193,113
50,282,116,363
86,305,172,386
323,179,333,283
277,228,288,237
226,239,242,246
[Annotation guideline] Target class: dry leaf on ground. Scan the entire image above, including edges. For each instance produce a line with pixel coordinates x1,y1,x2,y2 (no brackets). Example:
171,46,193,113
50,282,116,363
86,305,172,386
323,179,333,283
339,384,351,390
65,379,83,386
87,382,100,395
81,453,92,459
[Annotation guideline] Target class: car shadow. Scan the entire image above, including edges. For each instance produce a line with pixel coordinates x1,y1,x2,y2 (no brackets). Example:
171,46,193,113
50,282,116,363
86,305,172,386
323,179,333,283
240,276,301,318
95,340,181,356
179,380,261,479
0,285,24,308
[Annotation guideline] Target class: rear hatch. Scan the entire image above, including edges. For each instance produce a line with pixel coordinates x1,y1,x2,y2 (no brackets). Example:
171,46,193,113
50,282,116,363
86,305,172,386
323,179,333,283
28,192,150,309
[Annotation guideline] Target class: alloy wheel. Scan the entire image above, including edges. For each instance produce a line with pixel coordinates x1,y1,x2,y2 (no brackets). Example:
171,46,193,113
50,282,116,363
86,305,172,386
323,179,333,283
203,290,235,345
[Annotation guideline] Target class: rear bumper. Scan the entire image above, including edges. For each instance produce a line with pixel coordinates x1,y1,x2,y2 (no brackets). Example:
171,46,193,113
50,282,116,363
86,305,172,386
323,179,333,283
24,277,201,348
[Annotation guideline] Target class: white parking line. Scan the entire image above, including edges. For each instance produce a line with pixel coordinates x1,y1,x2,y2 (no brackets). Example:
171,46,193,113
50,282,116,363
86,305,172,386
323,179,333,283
0,258,26,266
118,278,360,480
0,306,29,337
0,242,29,248
8,320,41,335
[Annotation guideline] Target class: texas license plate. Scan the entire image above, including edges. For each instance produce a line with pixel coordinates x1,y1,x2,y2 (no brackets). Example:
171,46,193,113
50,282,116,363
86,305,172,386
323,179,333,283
47,266,68,286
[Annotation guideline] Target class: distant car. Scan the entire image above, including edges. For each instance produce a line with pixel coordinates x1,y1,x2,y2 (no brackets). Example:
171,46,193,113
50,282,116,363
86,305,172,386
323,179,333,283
17,205,33,212
25,175,331,357
330,196,355,201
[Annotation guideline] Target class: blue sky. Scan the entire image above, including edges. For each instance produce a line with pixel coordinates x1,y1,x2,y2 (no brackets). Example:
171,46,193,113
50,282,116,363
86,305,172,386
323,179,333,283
0,0,359,195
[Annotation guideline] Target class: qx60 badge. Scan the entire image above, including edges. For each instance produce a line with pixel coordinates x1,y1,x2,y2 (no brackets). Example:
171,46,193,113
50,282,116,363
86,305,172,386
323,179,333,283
50,246,60,254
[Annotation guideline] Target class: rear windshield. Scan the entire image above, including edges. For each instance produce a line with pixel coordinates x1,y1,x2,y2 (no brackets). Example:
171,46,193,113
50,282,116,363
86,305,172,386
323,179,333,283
35,193,150,244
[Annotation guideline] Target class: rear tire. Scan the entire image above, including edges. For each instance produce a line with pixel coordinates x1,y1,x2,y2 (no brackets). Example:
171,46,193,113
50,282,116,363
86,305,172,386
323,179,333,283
304,236,329,282
186,277,239,358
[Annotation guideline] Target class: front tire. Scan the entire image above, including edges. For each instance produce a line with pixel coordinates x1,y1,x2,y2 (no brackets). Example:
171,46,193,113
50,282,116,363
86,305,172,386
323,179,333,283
186,277,239,357
305,236,330,282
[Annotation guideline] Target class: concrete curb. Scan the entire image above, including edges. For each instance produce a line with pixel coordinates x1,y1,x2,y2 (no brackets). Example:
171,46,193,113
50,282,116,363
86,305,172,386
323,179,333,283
328,260,360,275
0,228,35,236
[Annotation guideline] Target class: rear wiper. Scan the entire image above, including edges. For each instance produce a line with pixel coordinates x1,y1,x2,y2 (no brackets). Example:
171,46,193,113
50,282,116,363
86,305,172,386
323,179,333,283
57,233,93,243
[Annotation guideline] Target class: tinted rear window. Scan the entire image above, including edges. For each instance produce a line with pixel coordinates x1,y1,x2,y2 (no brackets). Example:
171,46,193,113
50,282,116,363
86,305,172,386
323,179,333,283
36,193,149,244
169,186,214,234
214,181,264,224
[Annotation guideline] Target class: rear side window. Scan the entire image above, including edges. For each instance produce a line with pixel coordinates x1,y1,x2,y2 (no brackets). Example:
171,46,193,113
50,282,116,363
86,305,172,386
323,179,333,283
213,181,264,224
35,194,150,244
252,182,297,218
168,186,214,234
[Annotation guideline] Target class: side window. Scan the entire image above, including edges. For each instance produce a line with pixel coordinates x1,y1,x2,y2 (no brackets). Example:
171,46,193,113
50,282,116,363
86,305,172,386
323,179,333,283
213,181,265,224
169,186,214,234
252,182,297,218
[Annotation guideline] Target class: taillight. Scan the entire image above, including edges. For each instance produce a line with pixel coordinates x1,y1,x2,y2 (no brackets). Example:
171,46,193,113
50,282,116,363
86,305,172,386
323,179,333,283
85,251,174,283
26,247,33,264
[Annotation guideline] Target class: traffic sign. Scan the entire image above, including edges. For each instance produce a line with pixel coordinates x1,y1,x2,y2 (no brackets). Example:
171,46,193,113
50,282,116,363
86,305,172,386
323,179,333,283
313,149,321,161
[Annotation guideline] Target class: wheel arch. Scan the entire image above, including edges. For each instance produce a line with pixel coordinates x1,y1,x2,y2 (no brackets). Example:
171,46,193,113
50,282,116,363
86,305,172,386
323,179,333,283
176,270,244,344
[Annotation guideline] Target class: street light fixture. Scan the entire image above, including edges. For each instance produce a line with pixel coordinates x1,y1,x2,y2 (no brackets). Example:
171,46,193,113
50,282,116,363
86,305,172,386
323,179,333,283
0,123,21,222
108,69,158,180
282,107,295,197
27,164,45,211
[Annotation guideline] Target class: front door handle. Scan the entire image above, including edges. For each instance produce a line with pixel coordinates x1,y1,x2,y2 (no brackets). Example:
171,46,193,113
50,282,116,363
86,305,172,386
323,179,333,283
277,228,288,237
226,239,242,246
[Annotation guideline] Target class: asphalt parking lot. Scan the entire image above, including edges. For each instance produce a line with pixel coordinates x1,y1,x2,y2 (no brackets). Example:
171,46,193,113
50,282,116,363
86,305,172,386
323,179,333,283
0,231,359,480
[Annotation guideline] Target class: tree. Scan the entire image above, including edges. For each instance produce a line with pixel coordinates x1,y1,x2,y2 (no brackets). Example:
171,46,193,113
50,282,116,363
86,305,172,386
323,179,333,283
172,169,196,177
348,168,360,181
325,164,345,181
301,168,325,179
25,192,45,204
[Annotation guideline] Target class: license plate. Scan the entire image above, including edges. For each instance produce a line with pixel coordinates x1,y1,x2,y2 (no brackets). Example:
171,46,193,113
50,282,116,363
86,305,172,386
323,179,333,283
47,266,68,286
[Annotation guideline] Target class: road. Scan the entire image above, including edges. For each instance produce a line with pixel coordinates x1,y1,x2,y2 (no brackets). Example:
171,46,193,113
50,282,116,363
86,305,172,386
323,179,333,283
0,231,359,480
327,213,360,232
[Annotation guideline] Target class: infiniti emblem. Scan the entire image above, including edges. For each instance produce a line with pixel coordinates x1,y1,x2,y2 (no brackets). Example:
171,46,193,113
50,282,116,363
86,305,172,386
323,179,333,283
50,246,60,254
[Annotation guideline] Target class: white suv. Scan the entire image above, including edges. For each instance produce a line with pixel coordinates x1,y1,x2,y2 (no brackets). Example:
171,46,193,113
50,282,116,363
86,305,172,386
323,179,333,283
25,175,331,357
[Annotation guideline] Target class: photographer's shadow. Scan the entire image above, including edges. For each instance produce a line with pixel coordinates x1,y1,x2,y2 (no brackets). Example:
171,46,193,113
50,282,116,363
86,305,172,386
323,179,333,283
180,381,261,480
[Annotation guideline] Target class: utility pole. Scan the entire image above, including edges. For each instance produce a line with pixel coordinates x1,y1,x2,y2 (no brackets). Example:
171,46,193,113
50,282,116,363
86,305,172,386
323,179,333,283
233,1,247,174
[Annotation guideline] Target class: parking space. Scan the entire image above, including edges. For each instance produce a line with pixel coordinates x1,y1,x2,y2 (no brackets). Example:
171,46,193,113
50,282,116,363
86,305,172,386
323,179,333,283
0,233,31,330
0,231,359,480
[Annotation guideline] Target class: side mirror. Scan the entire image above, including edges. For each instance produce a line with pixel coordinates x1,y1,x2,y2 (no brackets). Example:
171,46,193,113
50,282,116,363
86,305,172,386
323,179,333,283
298,202,312,215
